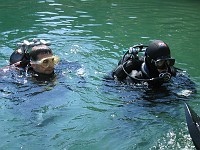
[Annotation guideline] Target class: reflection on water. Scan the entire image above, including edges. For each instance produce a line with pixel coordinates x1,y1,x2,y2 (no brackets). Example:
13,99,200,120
0,0,200,149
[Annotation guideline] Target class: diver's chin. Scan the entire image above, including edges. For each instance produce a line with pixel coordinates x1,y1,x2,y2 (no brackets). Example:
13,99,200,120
43,69,54,74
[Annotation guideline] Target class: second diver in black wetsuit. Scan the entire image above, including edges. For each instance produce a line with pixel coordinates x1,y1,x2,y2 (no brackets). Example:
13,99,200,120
112,40,177,87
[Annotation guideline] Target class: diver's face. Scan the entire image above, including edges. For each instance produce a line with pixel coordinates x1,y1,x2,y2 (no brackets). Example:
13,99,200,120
157,63,168,73
31,53,56,74
157,68,168,73
153,58,175,73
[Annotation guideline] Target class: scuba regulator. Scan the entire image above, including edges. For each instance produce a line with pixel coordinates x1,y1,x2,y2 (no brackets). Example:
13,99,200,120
10,39,51,68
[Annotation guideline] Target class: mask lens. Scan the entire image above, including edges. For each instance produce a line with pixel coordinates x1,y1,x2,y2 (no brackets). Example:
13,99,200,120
53,56,60,64
42,59,50,67
166,59,175,66
155,60,165,67
155,58,175,68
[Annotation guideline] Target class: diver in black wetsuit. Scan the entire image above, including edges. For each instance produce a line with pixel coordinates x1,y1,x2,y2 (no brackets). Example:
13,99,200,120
9,39,59,81
112,40,177,87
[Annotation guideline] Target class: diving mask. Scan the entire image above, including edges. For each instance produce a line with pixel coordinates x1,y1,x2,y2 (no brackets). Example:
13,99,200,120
152,58,175,69
31,56,60,68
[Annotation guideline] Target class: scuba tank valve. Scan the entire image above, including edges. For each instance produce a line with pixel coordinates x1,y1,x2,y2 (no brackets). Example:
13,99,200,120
10,38,51,67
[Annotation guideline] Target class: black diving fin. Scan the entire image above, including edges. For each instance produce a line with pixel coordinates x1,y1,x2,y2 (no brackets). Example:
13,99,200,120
184,102,200,150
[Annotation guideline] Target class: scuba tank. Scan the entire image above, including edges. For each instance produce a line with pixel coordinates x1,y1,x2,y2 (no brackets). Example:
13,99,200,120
10,47,30,68
9,39,51,68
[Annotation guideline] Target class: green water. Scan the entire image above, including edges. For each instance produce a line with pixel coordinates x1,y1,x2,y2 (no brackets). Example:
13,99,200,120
0,0,200,149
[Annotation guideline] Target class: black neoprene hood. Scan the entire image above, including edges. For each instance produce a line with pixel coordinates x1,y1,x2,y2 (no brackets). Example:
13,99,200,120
146,40,171,60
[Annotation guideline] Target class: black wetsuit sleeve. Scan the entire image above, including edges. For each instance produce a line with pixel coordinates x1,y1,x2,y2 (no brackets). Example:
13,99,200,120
112,55,142,80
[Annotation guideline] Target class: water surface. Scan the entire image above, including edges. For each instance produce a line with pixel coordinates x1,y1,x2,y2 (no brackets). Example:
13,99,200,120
0,0,200,149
